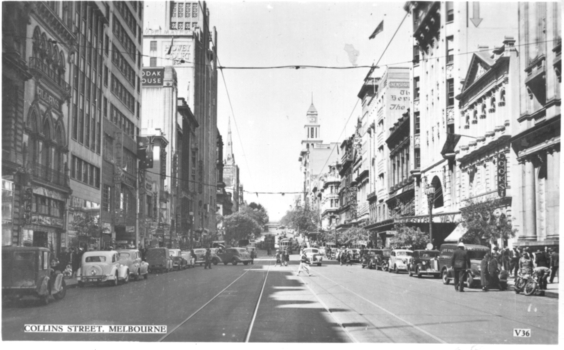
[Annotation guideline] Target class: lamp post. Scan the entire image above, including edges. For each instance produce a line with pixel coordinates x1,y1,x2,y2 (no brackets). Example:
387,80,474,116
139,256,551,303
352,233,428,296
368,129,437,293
425,184,435,248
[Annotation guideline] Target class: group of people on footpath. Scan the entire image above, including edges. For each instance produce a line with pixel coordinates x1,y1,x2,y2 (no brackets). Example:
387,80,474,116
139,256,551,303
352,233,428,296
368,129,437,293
451,242,559,293
274,249,290,267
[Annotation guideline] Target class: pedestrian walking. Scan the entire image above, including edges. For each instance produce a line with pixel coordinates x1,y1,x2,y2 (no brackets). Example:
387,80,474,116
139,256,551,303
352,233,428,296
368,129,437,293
488,252,501,289
71,248,81,278
451,242,471,292
283,249,290,266
275,250,282,267
204,248,212,269
296,251,311,276
549,248,559,283
501,248,510,271
535,249,549,267
481,252,490,291
250,248,256,265
510,247,521,278
345,249,352,266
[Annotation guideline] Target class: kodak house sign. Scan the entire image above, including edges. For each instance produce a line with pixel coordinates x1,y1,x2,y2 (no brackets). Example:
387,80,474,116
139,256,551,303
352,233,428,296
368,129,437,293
142,68,164,86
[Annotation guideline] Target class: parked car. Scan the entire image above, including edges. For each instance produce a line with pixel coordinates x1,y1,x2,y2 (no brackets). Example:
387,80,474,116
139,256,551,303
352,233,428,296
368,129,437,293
350,248,361,262
193,248,221,266
180,250,195,267
361,249,379,268
169,249,189,270
218,247,252,265
302,248,324,266
2,246,66,305
146,247,173,273
373,249,392,271
118,249,149,280
408,250,440,278
438,243,490,288
77,250,130,286
389,249,413,273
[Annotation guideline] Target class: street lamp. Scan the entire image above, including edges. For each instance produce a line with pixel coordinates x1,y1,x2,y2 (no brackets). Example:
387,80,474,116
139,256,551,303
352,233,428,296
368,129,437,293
425,184,435,248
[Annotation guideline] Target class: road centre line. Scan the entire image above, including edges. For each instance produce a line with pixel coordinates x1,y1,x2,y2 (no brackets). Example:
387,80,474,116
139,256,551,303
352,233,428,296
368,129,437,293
315,271,447,344
158,269,250,342
299,276,358,343
245,263,271,342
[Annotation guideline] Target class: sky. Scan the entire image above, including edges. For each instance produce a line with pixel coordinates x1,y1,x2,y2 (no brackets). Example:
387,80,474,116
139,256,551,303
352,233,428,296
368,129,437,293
206,0,413,221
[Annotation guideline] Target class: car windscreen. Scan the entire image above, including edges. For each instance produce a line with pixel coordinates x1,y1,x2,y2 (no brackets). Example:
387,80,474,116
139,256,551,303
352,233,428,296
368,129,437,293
420,252,439,258
194,249,205,255
468,250,488,260
237,248,247,253
85,256,107,263
396,251,413,256
147,250,166,258
118,253,130,260
309,249,319,254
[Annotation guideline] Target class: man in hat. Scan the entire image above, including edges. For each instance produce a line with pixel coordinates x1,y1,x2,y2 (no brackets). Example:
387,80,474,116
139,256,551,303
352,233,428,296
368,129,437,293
451,242,471,292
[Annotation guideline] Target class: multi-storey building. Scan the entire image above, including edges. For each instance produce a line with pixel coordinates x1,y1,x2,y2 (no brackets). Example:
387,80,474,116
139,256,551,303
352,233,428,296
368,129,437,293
363,67,410,247
319,165,341,231
97,1,144,249
336,134,356,233
403,1,518,247
2,2,74,253
223,119,240,213
454,38,519,247
511,3,561,249
144,1,219,240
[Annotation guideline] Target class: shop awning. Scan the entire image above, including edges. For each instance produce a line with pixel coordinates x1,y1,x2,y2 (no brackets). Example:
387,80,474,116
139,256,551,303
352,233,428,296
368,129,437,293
444,223,467,242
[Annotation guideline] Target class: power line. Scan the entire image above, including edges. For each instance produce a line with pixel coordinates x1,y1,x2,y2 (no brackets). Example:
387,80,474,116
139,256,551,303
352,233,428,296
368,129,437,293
218,65,378,70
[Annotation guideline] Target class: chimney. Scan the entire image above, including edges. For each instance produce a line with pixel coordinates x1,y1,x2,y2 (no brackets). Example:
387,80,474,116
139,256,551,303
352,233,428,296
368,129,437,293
503,36,516,55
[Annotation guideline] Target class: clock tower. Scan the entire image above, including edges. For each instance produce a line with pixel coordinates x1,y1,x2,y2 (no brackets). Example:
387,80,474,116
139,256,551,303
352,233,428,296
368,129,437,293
302,102,322,149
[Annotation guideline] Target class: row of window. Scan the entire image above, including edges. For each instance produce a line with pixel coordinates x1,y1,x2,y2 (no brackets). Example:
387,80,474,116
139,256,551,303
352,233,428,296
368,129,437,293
114,1,137,35
70,155,101,189
112,44,136,88
172,2,198,18
32,195,63,218
111,73,135,112
109,103,136,140
101,185,133,214
170,22,198,30
112,14,137,61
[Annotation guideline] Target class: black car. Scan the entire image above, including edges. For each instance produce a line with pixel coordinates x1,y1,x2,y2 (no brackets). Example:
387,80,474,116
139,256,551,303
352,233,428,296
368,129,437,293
361,249,378,268
372,249,392,271
408,250,441,278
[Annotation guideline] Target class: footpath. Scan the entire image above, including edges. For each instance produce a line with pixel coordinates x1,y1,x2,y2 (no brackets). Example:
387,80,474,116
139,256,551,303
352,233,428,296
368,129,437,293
507,276,559,299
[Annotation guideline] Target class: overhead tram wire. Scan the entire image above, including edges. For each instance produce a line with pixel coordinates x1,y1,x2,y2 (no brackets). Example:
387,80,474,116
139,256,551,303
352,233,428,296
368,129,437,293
17,34,558,71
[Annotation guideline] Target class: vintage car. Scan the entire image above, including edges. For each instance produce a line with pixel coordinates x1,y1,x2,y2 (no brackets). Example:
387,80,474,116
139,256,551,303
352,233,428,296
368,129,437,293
193,248,221,266
302,248,324,266
77,250,130,286
438,243,490,288
372,249,392,271
219,247,253,265
361,249,379,268
146,247,173,273
408,250,441,278
2,246,66,305
388,249,414,273
169,249,189,270
118,249,149,280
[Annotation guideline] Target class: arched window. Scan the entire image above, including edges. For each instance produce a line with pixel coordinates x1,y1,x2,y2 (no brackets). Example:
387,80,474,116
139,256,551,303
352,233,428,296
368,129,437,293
40,33,47,56
473,110,478,124
490,96,496,113
431,176,444,208
41,118,51,169
32,26,41,57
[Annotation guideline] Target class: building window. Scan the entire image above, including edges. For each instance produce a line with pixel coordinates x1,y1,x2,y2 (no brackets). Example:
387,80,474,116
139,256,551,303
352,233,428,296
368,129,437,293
178,4,184,17
447,79,454,107
414,149,421,169
414,112,420,134
150,40,157,51
413,46,420,65
446,36,454,64
150,57,157,67
102,185,112,212
171,22,177,29
414,77,420,100
192,4,198,17
446,2,454,22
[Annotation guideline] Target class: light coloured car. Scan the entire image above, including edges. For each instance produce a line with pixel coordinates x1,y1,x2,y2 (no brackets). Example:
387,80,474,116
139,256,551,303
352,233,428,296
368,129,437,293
193,248,221,266
389,249,414,274
77,251,129,286
169,249,189,270
117,249,149,280
303,248,324,266
180,250,195,267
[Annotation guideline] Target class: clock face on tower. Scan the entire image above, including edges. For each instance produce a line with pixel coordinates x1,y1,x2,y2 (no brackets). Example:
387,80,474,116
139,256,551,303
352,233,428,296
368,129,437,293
309,117,316,123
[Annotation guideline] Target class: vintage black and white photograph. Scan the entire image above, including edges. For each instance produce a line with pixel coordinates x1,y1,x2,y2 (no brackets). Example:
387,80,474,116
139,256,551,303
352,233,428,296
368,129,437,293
1,0,561,346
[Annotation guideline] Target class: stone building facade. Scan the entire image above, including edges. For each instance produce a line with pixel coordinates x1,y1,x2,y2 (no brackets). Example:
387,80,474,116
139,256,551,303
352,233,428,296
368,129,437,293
511,2,561,249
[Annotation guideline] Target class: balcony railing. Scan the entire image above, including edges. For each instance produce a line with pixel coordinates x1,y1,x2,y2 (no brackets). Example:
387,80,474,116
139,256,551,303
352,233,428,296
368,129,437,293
30,162,69,187
29,57,71,94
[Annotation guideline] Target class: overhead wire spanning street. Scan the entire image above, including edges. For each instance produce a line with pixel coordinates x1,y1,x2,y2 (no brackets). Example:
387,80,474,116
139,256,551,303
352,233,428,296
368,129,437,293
2,255,558,344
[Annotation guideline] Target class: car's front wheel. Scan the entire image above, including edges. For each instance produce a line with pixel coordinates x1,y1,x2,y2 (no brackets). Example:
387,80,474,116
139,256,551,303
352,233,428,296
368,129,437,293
232,259,238,266
442,269,450,285
416,267,421,278
112,273,119,287
54,280,66,300
123,271,129,284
